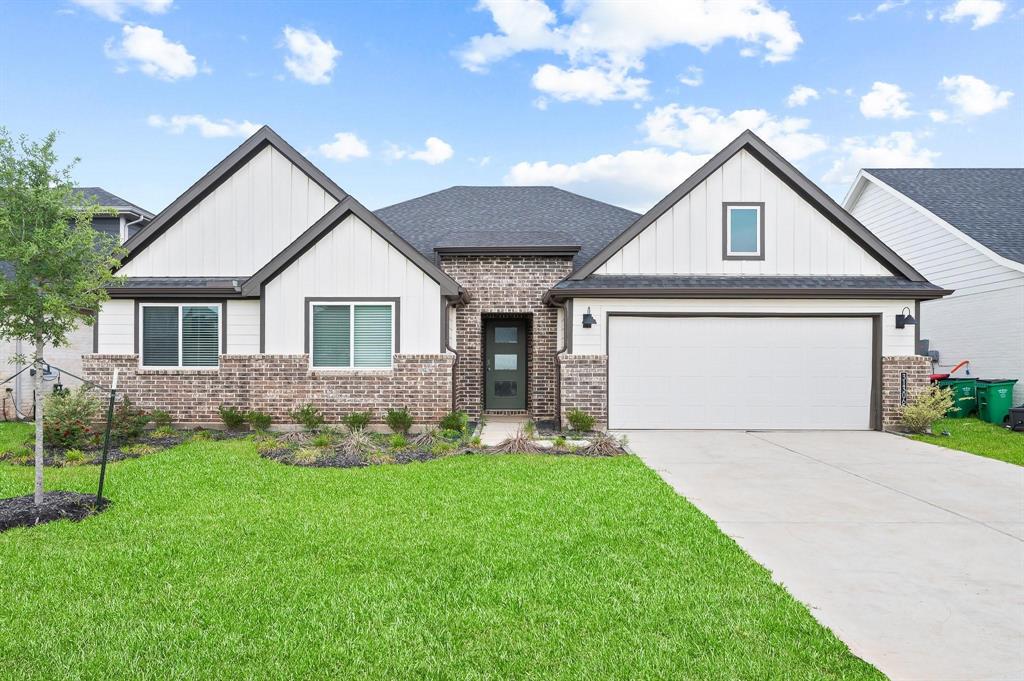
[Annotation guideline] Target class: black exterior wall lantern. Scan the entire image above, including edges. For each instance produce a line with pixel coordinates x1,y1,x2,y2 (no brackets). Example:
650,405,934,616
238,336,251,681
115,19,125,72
895,306,917,329
582,307,597,328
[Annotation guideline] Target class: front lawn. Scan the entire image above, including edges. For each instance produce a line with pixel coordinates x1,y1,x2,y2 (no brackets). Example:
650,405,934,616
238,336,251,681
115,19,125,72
0,437,880,679
913,417,1024,467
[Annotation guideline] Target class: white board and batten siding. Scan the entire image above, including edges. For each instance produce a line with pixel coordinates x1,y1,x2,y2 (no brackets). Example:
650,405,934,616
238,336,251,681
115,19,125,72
119,145,337,278
848,178,1024,402
598,149,891,277
96,299,135,354
226,300,261,354
263,214,442,355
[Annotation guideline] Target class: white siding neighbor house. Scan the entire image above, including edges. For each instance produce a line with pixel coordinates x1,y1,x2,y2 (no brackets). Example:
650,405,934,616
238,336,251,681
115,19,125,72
84,127,947,431
845,169,1024,405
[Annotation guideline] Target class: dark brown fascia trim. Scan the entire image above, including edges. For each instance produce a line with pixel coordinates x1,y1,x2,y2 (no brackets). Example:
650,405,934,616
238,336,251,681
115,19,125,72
544,286,953,303
721,202,766,261
108,287,246,299
240,197,462,297
434,245,581,257
603,311,883,431
303,297,401,355
119,125,348,268
570,129,927,282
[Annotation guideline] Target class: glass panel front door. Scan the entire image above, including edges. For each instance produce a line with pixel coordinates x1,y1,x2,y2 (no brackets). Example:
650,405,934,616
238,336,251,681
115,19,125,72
485,320,527,410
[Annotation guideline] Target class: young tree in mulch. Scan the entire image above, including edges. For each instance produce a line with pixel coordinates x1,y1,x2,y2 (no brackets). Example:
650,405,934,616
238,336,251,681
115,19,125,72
0,129,124,504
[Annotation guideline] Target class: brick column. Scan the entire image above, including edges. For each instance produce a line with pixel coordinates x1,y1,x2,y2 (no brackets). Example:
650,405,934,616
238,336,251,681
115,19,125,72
881,355,932,430
558,354,608,428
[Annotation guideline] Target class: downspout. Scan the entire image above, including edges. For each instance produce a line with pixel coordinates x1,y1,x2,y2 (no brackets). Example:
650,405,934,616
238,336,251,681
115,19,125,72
121,212,148,243
549,295,568,431
444,293,468,413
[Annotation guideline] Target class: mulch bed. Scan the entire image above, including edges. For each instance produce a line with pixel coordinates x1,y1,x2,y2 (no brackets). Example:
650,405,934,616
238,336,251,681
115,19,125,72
0,491,108,533
260,447,442,468
0,429,246,466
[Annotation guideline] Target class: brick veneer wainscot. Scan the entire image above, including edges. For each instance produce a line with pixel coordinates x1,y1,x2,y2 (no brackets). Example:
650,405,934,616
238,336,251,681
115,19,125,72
440,255,573,419
558,354,608,427
881,355,932,430
83,354,453,426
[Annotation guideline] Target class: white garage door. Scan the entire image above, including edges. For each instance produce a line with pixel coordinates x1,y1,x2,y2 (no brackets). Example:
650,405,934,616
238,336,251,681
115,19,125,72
608,316,874,430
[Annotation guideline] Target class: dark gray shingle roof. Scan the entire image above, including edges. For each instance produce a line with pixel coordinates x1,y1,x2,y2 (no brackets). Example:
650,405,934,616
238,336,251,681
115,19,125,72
866,169,1024,265
111,277,241,289
74,187,153,218
552,274,946,293
375,186,639,267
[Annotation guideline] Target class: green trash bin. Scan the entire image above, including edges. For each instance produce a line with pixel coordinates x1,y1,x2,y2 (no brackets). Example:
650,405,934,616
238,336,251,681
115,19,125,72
936,377,977,418
975,379,1018,424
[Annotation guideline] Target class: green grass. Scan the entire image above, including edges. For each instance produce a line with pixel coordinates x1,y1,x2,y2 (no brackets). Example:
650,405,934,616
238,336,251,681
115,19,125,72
0,437,881,680
913,417,1024,466
0,420,31,453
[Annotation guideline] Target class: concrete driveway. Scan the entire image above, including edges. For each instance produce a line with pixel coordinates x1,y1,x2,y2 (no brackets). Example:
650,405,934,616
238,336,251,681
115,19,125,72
623,430,1024,681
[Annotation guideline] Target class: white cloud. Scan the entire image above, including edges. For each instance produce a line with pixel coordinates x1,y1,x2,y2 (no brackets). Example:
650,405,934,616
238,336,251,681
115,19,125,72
506,147,711,211
318,132,370,161
928,109,950,122
859,81,913,119
72,0,171,22
282,26,340,85
786,85,819,107
876,0,909,11
678,66,703,87
531,63,649,103
941,0,1005,28
458,0,802,104
147,114,260,138
641,105,827,160
104,24,197,80
823,132,939,184
940,74,1013,115
388,137,455,165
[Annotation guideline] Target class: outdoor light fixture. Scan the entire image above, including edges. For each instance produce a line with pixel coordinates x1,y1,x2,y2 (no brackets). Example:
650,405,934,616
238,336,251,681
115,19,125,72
895,306,916,329
582,307,597,328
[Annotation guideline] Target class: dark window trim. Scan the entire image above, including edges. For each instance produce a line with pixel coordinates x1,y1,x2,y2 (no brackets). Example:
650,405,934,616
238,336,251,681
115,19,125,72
603,312,882,431
133,298,227,368
722,202,766,261
303,297,401,366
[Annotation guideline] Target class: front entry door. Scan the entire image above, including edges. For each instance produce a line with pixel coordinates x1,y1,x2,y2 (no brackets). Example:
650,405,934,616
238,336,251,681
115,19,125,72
484,320,527,410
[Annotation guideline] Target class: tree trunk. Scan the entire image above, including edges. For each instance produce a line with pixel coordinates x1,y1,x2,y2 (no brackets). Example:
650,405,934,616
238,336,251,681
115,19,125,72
33,341,44,505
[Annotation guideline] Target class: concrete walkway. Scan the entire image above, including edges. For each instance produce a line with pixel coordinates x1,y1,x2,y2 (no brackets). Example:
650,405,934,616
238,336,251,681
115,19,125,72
623,430,1024,681
478,415,528,446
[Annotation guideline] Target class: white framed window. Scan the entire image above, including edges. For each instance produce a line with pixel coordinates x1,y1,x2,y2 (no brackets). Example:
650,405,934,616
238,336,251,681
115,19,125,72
724,203,764,259
140,303,222,369
309,301,395,369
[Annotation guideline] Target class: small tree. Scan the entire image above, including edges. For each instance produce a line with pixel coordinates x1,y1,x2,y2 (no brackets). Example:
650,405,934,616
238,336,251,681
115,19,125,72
0,129,124,503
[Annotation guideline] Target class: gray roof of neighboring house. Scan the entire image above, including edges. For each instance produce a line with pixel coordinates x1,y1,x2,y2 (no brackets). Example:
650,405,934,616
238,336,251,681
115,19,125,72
866,168,1024,265
73,187,154,218
550,274,948,296
375,186,640,267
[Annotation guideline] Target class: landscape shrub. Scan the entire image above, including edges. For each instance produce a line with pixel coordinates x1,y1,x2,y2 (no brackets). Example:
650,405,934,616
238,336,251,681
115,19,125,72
566,408,596,433
342,411,372,432
63,448,86,465
149,409,172,428
290,404,325,431
437,428,463,441
43,387,100,449
218,405,247,431
523,419,536,439
112,397,150,442
121,443,159,456
311,432,334,448
901,386,954,434
553,435,567,448
385,407,414,435
388,434,409,449
438,410,469,434
246,410,272,431
489,429,544,454
338,429,375,455
578,432,625,457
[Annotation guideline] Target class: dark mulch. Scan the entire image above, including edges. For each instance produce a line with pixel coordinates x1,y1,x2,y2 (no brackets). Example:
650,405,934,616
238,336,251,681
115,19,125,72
0,491,108,533
260,447,443,468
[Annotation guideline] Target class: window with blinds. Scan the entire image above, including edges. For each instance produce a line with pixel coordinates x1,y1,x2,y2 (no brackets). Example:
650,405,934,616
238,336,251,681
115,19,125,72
141,304,221,368
311,302,393,368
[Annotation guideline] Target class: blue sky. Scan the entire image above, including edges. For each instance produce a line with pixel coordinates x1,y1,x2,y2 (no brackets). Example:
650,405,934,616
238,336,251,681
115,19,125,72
2,0,1021,214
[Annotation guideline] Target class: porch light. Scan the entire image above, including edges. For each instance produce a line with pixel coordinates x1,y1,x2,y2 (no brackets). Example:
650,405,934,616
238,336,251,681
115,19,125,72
582,307,597,328
896,306,916,329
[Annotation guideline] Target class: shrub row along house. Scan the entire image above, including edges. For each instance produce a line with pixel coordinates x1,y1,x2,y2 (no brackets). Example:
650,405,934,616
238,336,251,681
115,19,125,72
82,127,949,430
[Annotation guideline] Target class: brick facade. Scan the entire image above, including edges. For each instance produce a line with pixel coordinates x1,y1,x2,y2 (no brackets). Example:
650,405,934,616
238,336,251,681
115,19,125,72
440,255,573,419
558,354,608,427
82,353,453,426
881,355,932,430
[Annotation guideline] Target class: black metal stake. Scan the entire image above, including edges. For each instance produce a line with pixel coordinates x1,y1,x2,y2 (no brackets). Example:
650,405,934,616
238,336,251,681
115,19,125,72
96,369,118,507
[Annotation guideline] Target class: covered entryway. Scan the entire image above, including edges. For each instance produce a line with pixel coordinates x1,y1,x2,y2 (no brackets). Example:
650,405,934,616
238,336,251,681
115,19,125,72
607,315,876,430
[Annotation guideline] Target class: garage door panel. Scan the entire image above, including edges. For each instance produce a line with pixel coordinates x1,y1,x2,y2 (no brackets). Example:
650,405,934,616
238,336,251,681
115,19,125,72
608,316,873,430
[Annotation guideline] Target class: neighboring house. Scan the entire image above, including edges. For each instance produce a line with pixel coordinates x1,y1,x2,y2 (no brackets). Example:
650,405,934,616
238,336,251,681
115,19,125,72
0,188,153,419
845,169,1024,405
83,127,947,431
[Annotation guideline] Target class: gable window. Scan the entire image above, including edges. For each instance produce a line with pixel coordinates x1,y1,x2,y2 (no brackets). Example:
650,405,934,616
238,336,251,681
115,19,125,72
140,303,221,368
310,301,394,369
724,203,765,260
